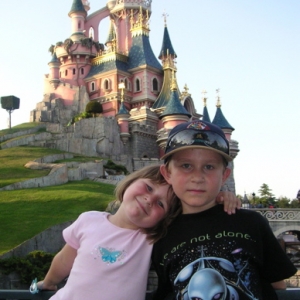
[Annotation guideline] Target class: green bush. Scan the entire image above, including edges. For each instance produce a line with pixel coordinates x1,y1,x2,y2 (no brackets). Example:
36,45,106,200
104,159,128,175
86,101,103,115
0,251,54,284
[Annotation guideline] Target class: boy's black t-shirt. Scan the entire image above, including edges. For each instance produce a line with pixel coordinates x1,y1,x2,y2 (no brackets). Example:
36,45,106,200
152,205,297,300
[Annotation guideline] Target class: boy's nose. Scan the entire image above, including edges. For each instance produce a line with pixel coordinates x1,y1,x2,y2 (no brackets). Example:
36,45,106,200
191,170,205,182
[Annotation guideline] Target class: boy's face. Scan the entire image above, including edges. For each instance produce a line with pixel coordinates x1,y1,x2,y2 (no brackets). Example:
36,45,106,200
120,178,170,229
160,148,231,214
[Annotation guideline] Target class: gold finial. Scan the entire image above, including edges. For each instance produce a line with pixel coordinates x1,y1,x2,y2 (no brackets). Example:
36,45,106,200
162,11,169,27
171,70,177,91
216,88,221,107
202,89,207,106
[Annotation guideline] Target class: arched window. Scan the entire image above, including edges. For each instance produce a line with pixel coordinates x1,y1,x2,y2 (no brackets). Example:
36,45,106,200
104,79,109,90
89,27,94,40
135,78,141,92
65,70,68,76
152,78,158,91
91,82,95,91
81,68,84,75
73,68,76,75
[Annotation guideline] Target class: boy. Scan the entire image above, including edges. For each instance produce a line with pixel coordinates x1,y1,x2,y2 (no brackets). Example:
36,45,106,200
152,120,296,300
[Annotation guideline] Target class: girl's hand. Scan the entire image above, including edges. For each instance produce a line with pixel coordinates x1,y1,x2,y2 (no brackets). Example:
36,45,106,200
37,280,57,291
216,191,241,214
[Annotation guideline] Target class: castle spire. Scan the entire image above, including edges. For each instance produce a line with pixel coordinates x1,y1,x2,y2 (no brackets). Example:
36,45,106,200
212,90,234,131
201,90,211,123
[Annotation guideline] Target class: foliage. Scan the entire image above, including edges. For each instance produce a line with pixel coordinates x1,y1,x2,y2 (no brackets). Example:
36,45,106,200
80,37,104,52
48,44,55,55
85,101,103,115
66,111,92,126
63,38,74,54
0,251,54,284
258,183,274,198
0,95,20,111
104,159,128,175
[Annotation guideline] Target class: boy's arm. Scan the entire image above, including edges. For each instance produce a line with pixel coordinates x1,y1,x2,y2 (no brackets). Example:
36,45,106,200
216,191,241,214
271,280,286,290
38,244,77,291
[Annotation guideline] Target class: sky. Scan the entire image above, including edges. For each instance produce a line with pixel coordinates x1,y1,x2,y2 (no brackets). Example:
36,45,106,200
0,0,299,200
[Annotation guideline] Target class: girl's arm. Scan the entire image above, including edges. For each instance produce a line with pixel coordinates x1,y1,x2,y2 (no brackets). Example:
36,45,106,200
38,244,77,291
271,280,286,290
216,191,241,215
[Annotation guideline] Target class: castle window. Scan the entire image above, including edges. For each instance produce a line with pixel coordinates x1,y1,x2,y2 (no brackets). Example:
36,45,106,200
124,78,128,89
135,78,141,92
152,78,158,91
78,21,81,30
81,68,84,75
89,27,94,40
65,70,68,76
59,72,61,78
73,68,76,75
91,82,95,91
104,79,110,90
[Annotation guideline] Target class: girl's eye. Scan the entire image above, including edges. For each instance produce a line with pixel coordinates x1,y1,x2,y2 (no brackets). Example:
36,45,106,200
146,184,153,192
157,200,164,208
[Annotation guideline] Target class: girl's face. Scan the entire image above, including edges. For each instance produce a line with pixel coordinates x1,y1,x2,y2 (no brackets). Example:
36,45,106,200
118,178,170,230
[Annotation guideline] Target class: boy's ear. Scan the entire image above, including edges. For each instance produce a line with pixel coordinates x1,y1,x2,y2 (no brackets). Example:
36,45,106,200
160,164,172,185
222,168,231,184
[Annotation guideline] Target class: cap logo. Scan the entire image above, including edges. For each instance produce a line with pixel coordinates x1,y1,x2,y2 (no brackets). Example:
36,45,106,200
187,121,209,131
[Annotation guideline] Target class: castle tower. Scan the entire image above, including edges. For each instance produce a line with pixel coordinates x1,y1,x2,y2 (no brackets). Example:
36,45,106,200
48,53,60,90
68,0,87,42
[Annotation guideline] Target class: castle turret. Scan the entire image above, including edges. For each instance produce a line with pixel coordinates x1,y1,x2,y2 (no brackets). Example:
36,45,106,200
48,53,60,89
116,82,131,144
69,0,87,42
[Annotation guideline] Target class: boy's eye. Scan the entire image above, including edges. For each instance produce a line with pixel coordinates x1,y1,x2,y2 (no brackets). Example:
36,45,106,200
204,165,214,170
181,163,191,169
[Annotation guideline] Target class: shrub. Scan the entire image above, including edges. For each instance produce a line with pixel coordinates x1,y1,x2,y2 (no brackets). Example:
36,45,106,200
0,95,20,111
104,159,128,175
0,251,55,284
85,101,103,116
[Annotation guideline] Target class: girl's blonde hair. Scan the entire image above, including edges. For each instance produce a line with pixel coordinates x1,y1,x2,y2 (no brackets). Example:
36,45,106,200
114,164,181,243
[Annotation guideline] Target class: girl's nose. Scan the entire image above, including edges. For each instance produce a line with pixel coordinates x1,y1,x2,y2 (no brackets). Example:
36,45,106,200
145,195,153,206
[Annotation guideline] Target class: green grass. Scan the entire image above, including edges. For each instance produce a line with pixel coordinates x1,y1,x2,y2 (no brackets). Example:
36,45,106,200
0,146,69,188
0,181,115,255
0,122,44,137
0,130,116,255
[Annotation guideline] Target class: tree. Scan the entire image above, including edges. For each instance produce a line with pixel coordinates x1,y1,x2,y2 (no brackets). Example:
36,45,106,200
0,95,20,129
85,101,103,117
258,183,275,207
276,197,290,208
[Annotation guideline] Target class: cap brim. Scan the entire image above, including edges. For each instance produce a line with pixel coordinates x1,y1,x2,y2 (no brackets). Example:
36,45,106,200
161,145,233,162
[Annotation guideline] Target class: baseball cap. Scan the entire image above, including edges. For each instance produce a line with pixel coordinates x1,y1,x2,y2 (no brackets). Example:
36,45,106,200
161,120,232,162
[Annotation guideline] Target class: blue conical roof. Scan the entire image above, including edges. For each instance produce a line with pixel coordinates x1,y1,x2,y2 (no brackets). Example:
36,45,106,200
160,89,191,119
69,0,86,16
158,26,177,59
117,102,129,115
106,20,116,45
202,106,211,123
212,106,234,130
49,52,59,63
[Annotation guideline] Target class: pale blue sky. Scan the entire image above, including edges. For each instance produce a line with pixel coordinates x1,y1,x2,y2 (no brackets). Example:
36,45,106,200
0,0,299,199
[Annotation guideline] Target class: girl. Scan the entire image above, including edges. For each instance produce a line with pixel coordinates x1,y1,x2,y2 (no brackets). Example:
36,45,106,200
31,165,239,299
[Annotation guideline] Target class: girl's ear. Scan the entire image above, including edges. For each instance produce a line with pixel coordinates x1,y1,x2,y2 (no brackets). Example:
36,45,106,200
160,164,172,185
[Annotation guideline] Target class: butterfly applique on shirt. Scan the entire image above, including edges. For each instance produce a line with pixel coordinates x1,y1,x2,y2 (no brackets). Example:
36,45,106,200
99,247,123,264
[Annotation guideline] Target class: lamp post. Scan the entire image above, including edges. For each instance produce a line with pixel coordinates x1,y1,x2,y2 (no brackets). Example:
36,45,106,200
118,82,125,102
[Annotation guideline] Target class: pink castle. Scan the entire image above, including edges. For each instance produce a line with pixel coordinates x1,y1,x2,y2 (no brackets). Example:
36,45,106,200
30,0,239,190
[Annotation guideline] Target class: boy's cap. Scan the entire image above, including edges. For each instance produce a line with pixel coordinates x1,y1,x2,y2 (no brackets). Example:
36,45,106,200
161,120,232,162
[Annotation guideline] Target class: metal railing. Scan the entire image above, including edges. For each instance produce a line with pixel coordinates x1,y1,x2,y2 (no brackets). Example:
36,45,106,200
0,289,300,300
252,208,300,221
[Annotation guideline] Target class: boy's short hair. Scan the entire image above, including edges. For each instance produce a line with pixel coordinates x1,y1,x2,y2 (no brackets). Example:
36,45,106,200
162,120,232,163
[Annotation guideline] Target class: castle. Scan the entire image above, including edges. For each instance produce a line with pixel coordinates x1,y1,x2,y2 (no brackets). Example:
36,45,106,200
29,0,239,191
